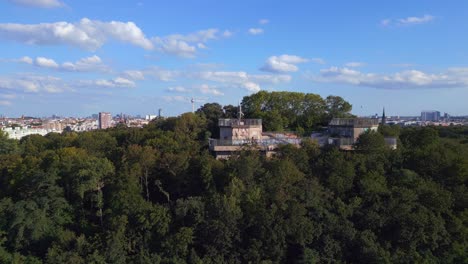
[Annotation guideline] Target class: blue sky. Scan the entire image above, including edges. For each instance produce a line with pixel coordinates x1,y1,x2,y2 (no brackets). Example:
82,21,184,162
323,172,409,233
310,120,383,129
0,0,467,117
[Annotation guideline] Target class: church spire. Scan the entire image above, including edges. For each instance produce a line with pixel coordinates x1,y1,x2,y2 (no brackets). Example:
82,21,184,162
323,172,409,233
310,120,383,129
381,107,386,125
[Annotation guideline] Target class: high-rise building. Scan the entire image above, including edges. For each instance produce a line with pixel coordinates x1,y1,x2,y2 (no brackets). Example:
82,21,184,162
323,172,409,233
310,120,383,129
98,112,112,129
421,110,441,122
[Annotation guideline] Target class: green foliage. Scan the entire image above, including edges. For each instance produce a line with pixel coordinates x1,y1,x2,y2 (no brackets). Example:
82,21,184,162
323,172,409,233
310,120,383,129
0,130,18,155
241,91,352,133
0,104,466,263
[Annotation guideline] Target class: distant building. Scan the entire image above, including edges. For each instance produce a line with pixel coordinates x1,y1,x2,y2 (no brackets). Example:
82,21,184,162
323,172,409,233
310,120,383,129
2,127,50,140
219,118,263,141
325,118,397,150
98,112,112,129
145,115,157,121
421,110,441,122
209,118,301,159
328,118,379,140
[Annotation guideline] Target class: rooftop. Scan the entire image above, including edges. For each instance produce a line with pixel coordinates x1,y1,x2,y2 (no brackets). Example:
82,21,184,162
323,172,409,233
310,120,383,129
329,118,379,128
218,118,262,127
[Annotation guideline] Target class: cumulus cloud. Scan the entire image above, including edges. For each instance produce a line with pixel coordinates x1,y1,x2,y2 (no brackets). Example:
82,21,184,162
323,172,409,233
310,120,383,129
81,77,135,88
8,0,64,8
122,70,145,81
399,15,434,25
310,66,468,89
0,75,65,93
120,67,179,82
61,55,109,72
18,56,33,64
242,82,261,92
0,18,153,50
249,74,292,84
15,55,109,72
0,18,234,58
259,19,269,25
193,71,291,92
199,84,224,96
152,28,229,58
35,57,59,68
381,14,434,27
248,28,264,35
261,54,309,73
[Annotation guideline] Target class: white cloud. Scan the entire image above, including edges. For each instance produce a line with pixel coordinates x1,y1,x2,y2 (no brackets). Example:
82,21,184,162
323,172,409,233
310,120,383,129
345,62,366,67
9,0,64,8
167,86,191,93
122,70,145,80
166,29,219,43
120,67,179,82
152,28,229,58
199,84,224,96
399,15,434,25
310,66,468,89
0,75,64,93
249,74,292,84
114,77,135,87
193,70,291,92
0,18,153,50
261,54,309,73
248,28,264,35
61,55,109,72
15,55,109,72
242,82,260,92
381,14,434,27
35,57,59,68
18,56,33,64
83,77,135,88
153,38,197,58
259,19,269,25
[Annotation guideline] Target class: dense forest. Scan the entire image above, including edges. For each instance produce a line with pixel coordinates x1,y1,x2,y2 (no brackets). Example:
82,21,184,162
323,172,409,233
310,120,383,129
0,91,466,263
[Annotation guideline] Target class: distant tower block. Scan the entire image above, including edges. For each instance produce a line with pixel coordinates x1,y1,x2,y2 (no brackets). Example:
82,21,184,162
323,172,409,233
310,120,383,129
98,112,111,129
158,108,163,118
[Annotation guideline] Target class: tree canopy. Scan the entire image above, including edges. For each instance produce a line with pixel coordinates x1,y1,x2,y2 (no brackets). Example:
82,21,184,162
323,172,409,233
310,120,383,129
0,93,466,263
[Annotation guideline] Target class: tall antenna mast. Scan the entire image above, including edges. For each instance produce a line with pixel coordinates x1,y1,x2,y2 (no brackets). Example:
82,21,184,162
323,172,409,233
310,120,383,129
191,97,195,113
238,100,243,122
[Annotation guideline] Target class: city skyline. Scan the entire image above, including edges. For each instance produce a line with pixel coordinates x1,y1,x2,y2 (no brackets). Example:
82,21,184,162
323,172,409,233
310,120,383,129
1,0,468,117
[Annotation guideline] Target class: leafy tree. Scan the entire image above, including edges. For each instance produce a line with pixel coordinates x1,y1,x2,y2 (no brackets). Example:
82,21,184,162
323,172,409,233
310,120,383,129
0,130,18,155
196,103,224,138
